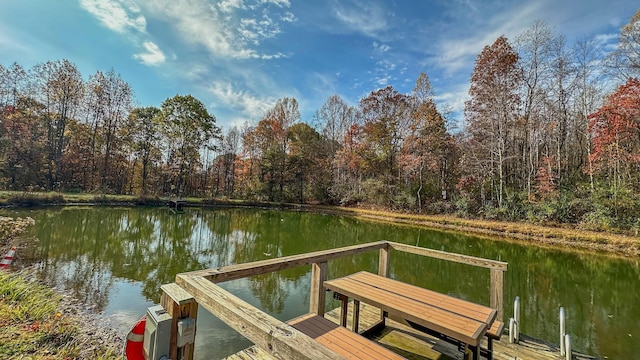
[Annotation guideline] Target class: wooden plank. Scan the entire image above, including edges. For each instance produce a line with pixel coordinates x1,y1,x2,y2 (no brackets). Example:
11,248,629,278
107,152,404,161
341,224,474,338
350,272,496,325
324,277,487,346
161,283,198,360
309,262,327,316
182,241,388,283
288,314,406,360
161,283,196,305
176,275,348,360
229,304,574,360
490,268,504,321
388,242,508,271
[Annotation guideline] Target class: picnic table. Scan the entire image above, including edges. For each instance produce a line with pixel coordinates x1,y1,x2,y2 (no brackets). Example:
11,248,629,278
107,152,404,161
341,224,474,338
323,271,499,360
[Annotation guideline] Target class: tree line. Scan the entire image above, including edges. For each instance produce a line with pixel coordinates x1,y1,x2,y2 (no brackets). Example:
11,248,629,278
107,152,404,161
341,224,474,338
1,10,640,231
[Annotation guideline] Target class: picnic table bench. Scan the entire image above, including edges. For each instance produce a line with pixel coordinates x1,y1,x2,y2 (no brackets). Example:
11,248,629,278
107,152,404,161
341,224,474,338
289,313,407,360
324,271,501,360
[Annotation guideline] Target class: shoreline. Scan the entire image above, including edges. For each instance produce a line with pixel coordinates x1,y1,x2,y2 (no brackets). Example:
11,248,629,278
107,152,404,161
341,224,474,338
0,268,123,359
316,206,640,257
1,191,638,257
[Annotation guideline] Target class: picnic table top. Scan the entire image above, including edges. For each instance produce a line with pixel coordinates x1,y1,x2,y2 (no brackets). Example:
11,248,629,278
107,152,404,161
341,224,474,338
323,271,496,346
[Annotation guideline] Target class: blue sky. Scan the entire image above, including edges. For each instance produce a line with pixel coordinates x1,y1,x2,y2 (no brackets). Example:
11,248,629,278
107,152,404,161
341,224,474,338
0,0,637,131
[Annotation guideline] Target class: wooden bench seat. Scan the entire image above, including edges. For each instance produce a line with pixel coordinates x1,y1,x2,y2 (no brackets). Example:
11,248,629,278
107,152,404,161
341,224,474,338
483,320,504,360
486,320,504,340
289,314,406,360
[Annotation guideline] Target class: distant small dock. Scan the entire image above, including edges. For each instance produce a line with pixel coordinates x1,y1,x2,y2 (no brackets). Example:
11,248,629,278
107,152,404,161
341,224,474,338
167,199,186,213
156,241,598,360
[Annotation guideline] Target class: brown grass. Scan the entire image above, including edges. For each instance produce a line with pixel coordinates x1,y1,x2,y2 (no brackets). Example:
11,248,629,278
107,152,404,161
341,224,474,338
316,206,640,257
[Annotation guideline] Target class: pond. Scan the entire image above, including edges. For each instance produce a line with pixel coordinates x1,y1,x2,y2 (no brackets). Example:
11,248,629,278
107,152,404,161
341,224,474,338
3,206,639,359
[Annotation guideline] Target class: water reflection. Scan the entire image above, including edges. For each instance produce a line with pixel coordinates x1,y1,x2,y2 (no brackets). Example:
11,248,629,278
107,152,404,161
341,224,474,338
3,207,639,360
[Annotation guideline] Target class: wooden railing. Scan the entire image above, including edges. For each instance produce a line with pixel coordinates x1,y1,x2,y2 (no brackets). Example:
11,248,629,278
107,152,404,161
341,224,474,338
161,240,508,360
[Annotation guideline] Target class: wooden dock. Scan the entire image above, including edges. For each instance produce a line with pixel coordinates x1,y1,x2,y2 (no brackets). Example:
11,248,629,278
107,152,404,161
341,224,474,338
227,302,595,360
156,241,597,360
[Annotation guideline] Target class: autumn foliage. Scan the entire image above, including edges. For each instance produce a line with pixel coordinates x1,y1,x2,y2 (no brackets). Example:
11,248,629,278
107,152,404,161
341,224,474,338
2,8,640,231
588,78,640,187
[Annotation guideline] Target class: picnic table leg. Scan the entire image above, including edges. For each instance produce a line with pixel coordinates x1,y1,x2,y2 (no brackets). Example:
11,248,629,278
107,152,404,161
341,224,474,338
488,338,494,360
352,299,360,333
340,295,349,327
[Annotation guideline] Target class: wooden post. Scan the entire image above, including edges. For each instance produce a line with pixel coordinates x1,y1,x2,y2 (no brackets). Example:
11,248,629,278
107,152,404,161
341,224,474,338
490,268,504,321
340,295,349,327
161,283,198,360
309,262,328,316
378,247,390,278
352,299,360,333
377,246,390,323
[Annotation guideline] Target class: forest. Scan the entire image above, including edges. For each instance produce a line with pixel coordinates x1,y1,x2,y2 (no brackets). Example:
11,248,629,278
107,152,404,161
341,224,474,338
1,11,640,232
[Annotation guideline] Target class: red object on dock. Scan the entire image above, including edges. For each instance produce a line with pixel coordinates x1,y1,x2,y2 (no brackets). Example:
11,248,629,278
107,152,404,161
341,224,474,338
125,315,146,360
0,246,16,270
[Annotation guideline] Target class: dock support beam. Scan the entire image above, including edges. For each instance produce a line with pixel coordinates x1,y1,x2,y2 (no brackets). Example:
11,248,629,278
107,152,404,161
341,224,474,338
310,262,328,316
161,283,198,360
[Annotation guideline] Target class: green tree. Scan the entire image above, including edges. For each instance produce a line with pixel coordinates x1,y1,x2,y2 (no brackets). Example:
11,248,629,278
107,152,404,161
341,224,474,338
0,98,48,189
84,70,133,192
159,95,221,197
287,123,331,203
32,59,84,190
128,107,162,195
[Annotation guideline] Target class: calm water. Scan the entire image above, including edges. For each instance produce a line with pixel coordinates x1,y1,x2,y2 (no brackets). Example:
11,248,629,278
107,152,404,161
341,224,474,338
3,207,639,359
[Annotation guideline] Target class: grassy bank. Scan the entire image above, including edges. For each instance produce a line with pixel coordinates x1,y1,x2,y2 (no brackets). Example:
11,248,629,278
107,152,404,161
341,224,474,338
0,270,122,359
320,206,640,256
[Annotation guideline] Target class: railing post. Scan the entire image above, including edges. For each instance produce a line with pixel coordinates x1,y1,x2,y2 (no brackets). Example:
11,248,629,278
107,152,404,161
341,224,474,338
309,261,328,316
376,245,391,323
161,283,198,360
378,246,390,278
490,268,504,321
560,307,566,355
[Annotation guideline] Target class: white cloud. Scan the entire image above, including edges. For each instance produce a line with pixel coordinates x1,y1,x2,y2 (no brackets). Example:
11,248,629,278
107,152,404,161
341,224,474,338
373,41,391,53
142,0,290,60
280,12,296,23
259,0,291,8
79,0,146,34
239,13,281,45
593,33,619,52
333,1,390,38
430,1,543,75
218,0,246,13
133,41,166,66
208,81,276,120
435,85,469,114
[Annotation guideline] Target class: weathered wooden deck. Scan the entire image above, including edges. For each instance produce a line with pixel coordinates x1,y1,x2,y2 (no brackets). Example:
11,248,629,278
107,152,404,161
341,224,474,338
159,241,596,360
226,302,596,360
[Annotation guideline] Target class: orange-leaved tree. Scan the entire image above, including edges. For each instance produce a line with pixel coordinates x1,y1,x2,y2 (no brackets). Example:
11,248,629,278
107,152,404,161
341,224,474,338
588,78,640,193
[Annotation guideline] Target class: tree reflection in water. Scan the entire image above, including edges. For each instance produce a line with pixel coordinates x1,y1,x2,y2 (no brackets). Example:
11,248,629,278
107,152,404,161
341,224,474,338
6,206,640,360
